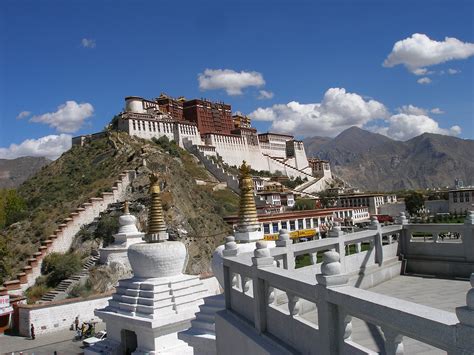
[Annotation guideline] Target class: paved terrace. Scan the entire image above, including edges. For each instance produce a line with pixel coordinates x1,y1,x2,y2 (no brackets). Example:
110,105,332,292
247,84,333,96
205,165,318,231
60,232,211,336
301,275,470,354
217,214,474,355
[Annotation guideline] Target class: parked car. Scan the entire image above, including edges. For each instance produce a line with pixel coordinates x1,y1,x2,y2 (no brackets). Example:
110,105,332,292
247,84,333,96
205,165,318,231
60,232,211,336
83,331,107,347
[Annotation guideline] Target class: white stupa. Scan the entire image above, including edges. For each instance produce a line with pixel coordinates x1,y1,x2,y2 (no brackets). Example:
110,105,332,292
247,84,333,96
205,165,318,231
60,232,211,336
88,173,210,355
99,201,145,266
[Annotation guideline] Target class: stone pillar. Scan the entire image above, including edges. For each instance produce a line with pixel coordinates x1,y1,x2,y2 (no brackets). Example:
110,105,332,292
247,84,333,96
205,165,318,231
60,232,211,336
382,327,404,354
369,216,383,266
463,212,474,262
251,241,274,334
223,236,240,291
275,229,294,270
316,251,350,355
454,273,474,354
328,223,345,269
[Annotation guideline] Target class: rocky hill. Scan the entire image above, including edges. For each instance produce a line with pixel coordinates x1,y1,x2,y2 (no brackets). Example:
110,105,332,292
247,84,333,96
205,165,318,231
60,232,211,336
0,132,238,284
303,127,474,191
0,157,51,189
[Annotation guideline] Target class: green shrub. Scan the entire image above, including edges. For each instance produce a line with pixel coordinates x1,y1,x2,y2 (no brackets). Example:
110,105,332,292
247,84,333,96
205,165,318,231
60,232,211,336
42,252,82,287
25,284,51,304
68,279,93,298
95,215,119,247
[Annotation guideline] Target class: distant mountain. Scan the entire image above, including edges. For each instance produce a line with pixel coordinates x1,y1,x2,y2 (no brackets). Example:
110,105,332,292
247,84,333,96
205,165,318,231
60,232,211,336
0,157,51,189
303,127,474,191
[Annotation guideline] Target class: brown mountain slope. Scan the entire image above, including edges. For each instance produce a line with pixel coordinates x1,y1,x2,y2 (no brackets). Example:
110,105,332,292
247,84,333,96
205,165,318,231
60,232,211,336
303,127,474,191
0,157,51,189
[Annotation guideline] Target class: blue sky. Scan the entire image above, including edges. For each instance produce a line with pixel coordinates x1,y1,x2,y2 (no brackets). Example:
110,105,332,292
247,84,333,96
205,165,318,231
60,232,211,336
1,0,473,159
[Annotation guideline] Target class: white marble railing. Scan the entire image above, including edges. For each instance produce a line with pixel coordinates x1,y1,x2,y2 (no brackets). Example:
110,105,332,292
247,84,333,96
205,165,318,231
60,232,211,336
220,215,474,354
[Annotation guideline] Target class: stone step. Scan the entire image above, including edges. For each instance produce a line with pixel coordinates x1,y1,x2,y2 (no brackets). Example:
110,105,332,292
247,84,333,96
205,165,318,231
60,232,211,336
195,311,215,323
203,294,225,307
199,304,224,314
190,319,215,333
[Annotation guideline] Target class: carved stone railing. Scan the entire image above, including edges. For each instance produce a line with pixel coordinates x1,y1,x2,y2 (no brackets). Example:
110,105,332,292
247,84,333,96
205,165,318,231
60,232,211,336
221,245,474,354
219,213,474,354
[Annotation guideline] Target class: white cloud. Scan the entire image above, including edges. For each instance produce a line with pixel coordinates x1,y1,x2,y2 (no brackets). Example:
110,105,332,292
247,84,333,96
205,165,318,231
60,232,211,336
198,69,265,95
430,108,444,115
16,111,31,119
258,90,274,100
29,101,94,133
417,77,432,85
374,114,462,140
249,87,460,140
397,104,427,116
0,134,72,160
249,88,388,137
447,68,460,74
412,68,428,76
81,38,96,48
383,33,474,73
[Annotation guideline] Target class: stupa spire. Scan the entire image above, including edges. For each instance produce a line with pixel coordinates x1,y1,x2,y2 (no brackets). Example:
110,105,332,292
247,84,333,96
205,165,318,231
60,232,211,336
123,200,130,214
237,161,259,229
145,172,168,243
234,161,263,242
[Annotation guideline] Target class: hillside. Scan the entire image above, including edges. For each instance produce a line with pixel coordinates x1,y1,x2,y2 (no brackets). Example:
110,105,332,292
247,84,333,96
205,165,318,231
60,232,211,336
0,157,51,189
303,127,474,191
0,132,237,283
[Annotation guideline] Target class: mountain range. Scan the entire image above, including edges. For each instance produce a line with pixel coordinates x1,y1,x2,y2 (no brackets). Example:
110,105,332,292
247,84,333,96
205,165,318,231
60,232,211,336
0,157,51,189
303,127,474,191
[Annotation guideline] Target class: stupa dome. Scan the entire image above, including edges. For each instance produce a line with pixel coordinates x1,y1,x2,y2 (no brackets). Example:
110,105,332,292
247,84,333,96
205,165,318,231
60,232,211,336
128,241,186,278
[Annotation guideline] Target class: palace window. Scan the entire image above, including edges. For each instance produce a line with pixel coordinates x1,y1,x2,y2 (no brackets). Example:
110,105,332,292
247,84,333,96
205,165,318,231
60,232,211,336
263,224,270,234
298,219,304,230
453,193,457,203
465,193,470,202
272,222,279,234
305,218,312,228
313,218,319,227
289,220,296,231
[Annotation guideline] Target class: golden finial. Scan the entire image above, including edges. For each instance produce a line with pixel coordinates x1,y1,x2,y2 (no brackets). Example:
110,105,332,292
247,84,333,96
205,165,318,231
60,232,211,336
146,172,168,242
123,200,130,214
237,161,260,232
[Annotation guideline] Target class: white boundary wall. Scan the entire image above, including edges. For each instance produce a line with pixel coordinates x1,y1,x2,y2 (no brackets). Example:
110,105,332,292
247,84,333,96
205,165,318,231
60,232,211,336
18,293,112,336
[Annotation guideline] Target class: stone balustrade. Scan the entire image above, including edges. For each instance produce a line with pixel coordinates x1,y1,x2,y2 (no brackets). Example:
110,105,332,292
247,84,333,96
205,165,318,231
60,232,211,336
217,215,474,354
3,170,137,294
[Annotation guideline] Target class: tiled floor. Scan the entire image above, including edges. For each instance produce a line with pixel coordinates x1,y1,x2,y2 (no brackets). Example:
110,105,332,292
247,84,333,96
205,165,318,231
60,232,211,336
300,275,470,354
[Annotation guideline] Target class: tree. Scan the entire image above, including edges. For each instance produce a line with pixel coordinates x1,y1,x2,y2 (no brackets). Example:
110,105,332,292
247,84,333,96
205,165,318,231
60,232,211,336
405,191,425,216
42,252,82,287
318,189,338,208
0,189,27,228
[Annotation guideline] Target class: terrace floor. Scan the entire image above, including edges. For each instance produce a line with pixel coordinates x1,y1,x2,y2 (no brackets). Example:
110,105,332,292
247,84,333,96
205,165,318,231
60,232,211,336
301,275,470,354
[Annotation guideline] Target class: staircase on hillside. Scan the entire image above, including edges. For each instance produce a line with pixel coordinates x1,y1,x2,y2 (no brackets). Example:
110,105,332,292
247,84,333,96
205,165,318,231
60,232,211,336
262,153,314,179
39,254,100,303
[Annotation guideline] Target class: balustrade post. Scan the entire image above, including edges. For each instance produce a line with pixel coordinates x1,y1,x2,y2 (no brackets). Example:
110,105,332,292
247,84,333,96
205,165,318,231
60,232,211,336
369,216,383,266
463,212,474,262
382,327,404,355
328,223,345,269
222,235,239,257
315,251,350,355
454,273,474,354
251,241,274,334
276,229,294,269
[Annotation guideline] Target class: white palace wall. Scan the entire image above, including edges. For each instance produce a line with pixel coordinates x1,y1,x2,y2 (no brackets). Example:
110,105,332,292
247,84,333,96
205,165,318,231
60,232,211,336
119,117,202,148
18,292,113,336
1,171,137,295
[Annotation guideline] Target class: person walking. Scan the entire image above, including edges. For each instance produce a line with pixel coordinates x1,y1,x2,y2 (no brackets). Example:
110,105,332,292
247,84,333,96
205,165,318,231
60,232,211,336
74,316,79,330
30,323,35,340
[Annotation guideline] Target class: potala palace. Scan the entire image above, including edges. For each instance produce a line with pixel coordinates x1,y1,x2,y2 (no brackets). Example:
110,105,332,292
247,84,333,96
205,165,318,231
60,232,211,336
83,94,333,194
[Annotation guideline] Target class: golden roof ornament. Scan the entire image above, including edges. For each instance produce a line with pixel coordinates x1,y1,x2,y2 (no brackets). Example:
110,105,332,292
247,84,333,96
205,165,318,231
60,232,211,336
236,161,260,233
145,172,168,243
